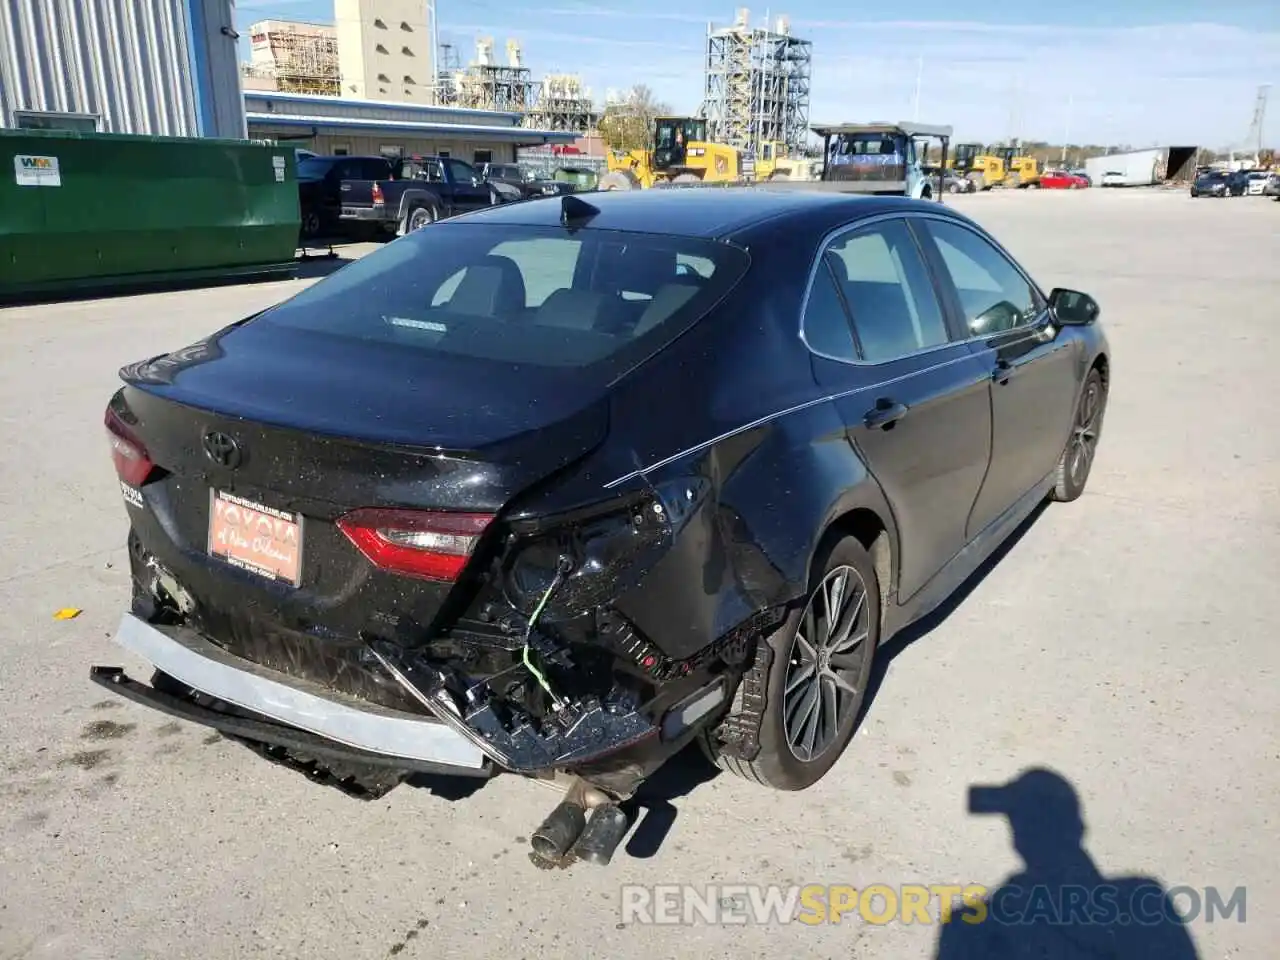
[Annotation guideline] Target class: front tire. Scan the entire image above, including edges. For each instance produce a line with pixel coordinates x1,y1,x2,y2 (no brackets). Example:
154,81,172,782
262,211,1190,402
1051,367,1107,502
701,536,880,790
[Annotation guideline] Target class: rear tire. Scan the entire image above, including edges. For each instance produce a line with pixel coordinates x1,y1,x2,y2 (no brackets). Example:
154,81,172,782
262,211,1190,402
1051,367,1107,502
405,204,438,232
700,536,880,791
300,208,322,240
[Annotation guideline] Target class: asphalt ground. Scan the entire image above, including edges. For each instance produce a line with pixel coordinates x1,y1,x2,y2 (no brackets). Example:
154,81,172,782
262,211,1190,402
1,187,1276,959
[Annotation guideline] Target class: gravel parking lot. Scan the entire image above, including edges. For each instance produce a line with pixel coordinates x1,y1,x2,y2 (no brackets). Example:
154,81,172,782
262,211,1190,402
1,188,1276,960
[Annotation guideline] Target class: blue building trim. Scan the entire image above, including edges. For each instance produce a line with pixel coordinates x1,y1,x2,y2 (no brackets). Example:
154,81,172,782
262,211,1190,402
246,90,523,124
183,0,217,136
244,113,580,145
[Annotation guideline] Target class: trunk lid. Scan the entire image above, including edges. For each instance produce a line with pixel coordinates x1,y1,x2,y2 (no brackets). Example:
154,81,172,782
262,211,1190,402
115,322,608,656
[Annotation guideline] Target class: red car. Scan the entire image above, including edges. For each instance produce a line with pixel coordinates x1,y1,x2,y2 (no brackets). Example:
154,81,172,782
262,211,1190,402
1033,169,1090,190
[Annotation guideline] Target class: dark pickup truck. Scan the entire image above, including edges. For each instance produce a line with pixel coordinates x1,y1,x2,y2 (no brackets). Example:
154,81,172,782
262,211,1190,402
297,155,395,239
339,155,503,235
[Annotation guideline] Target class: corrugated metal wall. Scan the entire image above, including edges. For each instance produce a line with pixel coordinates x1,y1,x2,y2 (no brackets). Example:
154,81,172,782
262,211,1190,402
0,0,245,139
192,0,246,139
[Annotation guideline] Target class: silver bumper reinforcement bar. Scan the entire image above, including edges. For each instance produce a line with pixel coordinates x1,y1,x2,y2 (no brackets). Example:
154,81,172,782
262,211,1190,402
108,613,487,771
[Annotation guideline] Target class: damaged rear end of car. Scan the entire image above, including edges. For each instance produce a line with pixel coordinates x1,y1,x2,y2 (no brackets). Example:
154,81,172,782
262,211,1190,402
94,211,760,864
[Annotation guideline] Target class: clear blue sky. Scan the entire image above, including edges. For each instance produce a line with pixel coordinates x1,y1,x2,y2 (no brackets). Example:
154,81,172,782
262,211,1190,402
235,0,1278,148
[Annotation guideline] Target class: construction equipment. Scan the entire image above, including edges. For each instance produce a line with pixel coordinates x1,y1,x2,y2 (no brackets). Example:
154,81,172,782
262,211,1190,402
952,142,1006,190
600,116,791,189
994,144,1040,187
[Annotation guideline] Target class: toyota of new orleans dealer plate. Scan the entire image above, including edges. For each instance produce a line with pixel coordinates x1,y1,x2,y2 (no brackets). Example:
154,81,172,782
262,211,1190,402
207,489,304,586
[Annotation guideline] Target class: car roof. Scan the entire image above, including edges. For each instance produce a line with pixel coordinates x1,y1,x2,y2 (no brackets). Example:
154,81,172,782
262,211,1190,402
449,188,957,240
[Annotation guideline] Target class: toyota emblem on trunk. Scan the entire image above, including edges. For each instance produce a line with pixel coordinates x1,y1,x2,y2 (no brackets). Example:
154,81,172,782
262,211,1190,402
202,431,242,468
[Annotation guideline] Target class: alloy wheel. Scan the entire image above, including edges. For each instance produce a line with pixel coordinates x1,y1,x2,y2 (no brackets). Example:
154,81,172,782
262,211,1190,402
783,565,871,762
1069,379,1103,486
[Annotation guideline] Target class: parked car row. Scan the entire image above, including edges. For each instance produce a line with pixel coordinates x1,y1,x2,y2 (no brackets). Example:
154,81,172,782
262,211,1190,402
296,154,599,242
1190,168,1278,198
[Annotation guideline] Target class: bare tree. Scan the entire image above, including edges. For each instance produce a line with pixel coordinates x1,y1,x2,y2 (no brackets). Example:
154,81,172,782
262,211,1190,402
598,84,675,152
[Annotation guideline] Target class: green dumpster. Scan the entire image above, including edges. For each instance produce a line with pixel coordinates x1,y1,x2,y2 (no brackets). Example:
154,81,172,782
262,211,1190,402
0,129,301,298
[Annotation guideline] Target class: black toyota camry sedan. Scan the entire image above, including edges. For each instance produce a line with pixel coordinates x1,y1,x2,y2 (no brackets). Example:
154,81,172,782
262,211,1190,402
97,188,1109,866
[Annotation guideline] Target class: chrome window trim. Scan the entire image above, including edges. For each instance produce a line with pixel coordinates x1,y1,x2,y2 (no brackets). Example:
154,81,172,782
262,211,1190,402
797,209,1051,367
605,208,1057,489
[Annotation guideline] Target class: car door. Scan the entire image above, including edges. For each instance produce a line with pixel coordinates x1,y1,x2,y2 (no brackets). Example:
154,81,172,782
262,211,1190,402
917,217,1084,540
443,158,491,211
804,216,995,602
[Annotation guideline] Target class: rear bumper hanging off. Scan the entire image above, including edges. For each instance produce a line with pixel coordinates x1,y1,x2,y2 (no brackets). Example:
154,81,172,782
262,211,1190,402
96,613,490,775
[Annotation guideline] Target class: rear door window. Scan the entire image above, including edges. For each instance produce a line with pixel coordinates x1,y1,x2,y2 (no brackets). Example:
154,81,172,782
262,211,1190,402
823,220,950,362
259,224,750,375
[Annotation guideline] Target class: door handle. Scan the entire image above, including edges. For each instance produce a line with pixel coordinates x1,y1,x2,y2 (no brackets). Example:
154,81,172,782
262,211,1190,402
863,398,908,430
992,359,1014,385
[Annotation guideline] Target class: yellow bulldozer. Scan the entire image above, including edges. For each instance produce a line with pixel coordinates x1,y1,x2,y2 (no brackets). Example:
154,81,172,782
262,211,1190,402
995,145,1041,187
952,142,1006,190
953,142,1041,189
600,116,800,189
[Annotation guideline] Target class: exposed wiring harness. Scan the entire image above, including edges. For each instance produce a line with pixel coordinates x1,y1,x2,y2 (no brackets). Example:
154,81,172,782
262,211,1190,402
521,555,574,713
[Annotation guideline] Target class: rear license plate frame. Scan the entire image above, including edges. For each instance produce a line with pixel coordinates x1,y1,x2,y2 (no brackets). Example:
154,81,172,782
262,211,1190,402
207,489,305,587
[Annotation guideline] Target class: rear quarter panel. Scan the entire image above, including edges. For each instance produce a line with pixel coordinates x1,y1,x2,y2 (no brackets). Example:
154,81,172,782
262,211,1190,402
589,227,901,659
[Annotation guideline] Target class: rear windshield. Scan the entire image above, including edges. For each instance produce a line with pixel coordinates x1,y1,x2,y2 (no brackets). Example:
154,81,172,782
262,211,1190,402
259,223,750,375
296,157,335,179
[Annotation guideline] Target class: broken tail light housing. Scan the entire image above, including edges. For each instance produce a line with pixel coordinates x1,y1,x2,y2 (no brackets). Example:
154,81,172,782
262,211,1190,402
337,509,494,582
104,406,156,487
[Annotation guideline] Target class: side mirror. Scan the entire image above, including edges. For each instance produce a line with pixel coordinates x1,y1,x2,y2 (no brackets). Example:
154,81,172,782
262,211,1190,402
1048,288,1100,325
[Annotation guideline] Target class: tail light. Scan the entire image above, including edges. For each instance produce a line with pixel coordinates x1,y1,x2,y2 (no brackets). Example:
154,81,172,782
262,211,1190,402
337,509,494,582
371,182,385,205
104,405,156,487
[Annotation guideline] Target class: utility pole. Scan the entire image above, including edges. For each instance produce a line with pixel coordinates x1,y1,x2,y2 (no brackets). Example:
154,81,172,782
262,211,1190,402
428,0,441,105
912,56,922,122
1061,94,1073,166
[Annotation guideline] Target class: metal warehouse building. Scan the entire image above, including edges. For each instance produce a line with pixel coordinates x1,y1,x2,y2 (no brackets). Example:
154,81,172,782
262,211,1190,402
244,91,577,165
0,0,245,138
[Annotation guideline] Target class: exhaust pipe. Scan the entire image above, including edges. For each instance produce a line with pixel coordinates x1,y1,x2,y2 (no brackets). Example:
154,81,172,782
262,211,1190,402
529,778,629,866
531,800,588,860
571,804,630,866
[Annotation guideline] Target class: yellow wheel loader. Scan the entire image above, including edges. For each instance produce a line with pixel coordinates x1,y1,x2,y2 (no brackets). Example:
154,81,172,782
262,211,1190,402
600,117,792,189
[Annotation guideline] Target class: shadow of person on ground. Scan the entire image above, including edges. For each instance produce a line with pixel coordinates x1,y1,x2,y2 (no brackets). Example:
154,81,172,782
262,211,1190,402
935,767,1200,960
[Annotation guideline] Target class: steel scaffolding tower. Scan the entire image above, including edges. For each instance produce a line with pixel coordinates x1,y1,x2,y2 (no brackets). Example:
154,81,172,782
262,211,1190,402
525,74,600,133
701,9,811,154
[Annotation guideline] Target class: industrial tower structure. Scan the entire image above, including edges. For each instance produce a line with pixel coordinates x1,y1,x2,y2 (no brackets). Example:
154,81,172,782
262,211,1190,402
243,20,340,95
525,75,599,133
701,8,812,154
436,38,539,113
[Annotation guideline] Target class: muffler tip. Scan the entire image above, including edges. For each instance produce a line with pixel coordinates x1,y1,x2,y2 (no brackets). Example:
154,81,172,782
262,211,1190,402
531,801,587,860
570,803,630,867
